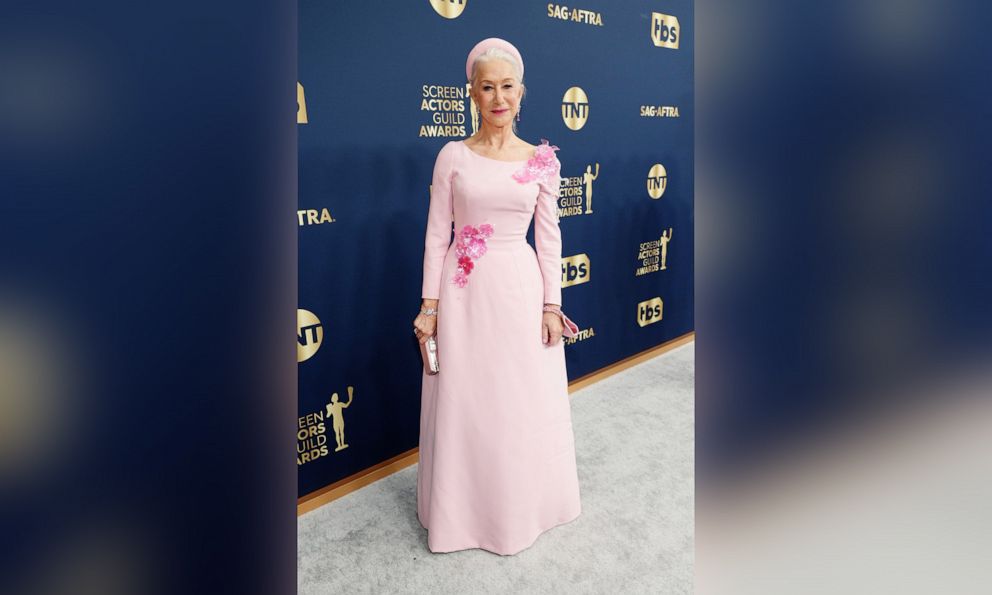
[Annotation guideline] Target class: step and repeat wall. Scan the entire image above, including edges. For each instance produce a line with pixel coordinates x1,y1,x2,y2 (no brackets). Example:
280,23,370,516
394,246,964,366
298,1,693,498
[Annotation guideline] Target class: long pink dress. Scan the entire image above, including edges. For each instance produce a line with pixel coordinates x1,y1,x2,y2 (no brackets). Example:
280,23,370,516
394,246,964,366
417,139,582,555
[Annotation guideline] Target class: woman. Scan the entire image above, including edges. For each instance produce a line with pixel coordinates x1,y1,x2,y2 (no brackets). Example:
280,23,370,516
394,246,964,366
412,37,582,556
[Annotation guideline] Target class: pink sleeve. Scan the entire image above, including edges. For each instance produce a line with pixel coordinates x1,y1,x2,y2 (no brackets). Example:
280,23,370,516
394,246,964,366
534,157,563,306
421,142,456,299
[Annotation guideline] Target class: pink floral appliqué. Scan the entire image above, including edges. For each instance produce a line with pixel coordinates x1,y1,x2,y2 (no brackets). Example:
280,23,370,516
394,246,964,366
511,138,560,184
451,223,494,288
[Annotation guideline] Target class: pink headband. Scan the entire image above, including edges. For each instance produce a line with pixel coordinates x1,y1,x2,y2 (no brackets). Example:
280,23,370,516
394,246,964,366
465,37,524,82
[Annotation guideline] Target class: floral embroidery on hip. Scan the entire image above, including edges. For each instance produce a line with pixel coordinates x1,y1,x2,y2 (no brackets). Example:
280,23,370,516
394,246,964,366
451,223,493,288
511,138,560,185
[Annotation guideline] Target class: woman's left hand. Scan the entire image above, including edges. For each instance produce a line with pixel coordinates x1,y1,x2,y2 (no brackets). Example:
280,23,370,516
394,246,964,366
542,311,564,345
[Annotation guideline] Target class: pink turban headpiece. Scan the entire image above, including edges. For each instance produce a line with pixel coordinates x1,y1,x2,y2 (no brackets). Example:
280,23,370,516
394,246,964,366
465,37,524,82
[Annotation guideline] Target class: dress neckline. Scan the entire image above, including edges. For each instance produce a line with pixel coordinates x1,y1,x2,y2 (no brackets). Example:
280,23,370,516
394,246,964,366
460,139,532,163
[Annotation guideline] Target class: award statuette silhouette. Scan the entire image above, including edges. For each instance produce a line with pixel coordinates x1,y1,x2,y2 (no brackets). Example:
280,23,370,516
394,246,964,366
583,163,599,214
659,227,673,270
325,386,354,452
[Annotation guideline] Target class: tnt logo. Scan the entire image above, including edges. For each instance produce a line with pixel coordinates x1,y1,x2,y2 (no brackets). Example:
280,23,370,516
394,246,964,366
561,86,589,131
297,309,323,362
562,253,591,288
651,13,680,49
637,297,664,327
429,0,467,19
647,163,668,199
297,82,308,124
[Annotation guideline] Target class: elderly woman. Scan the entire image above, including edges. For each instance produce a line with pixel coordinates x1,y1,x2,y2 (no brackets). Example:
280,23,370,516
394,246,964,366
412,37,582,556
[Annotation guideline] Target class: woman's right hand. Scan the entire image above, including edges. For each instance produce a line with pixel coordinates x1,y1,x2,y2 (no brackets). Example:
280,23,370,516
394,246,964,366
413,312,436,344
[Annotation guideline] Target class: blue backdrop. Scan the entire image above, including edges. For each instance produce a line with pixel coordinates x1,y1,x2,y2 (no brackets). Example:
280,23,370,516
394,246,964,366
298,0,693,498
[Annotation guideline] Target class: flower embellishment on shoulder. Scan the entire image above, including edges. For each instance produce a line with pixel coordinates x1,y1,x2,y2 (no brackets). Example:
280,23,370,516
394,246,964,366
451,223,494,288
511,139,560,185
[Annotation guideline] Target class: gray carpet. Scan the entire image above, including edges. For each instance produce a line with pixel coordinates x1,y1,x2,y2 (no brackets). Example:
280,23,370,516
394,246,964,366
298,341,694,594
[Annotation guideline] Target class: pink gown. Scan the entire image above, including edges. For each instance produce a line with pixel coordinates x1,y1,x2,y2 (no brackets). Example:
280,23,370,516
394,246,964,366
417,139,582,555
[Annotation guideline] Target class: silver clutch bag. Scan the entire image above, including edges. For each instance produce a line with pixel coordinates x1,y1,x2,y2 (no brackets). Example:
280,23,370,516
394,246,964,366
420,335,439,375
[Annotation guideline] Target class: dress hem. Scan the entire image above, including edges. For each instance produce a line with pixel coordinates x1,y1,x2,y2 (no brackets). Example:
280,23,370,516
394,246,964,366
417,506,582,556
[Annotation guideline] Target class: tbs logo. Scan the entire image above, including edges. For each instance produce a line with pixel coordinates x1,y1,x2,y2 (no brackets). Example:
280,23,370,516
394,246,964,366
561,254,590,288
651,13,680,49
637,297,664,327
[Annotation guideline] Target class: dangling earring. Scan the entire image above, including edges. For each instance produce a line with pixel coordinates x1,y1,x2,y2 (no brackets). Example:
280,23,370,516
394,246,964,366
516,107,521,122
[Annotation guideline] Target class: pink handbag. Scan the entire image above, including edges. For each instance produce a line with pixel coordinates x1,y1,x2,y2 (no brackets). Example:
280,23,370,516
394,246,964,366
555,310,580,338
420,335,439,375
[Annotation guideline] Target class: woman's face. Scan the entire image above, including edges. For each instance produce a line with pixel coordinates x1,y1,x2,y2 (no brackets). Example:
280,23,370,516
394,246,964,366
471,59,522,129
